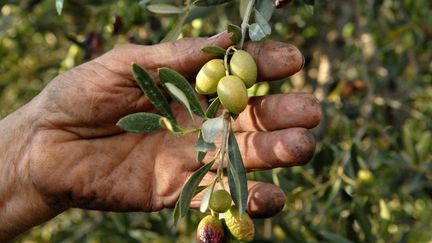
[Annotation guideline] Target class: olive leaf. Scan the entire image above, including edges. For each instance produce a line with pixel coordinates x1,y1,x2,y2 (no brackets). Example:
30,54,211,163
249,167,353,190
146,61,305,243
117,112,162,133
132,64,177,124
200,179,217,213
164,82,194,120
256,0,275,21
193,0,232,6
227,128,248,216
206,97,221,118
56,0,64,15
254,9,272,35
202,46,226,57
228,24,242,43
202,116,224,143
173,160,215,224
147,4,184,14
195,131,217,152
158,68,205,117
161,13,188,42
249,23,267,41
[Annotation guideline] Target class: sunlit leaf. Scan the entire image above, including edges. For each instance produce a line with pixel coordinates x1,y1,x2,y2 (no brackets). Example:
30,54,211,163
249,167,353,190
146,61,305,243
200,180,216,212
117,112,162,133
164,82,193,119
227,24,242,43
173,160,215,224
194,0,232,6
159,68,205,117
227,129,248,216
202,116,224,143
56,0,64,15
202,46,226,57
147,4,184,14
132,64,176,124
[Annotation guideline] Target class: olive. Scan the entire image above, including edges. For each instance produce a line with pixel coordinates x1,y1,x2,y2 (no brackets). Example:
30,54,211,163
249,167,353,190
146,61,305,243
196,59,226,95
224,206,255,242
229,50,257,88
217,75,248,114
196,215,225,243
209,190,232,213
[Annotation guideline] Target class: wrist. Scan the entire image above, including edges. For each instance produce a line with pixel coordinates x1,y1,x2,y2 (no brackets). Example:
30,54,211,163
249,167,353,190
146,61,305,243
0,100,59,242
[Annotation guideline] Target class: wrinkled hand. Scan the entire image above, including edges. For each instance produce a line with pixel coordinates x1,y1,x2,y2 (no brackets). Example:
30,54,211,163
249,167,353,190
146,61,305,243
26,33,320,219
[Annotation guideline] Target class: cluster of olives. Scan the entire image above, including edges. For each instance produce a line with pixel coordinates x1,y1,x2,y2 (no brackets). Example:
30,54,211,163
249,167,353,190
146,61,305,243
195,50,258,114
196,190,255,242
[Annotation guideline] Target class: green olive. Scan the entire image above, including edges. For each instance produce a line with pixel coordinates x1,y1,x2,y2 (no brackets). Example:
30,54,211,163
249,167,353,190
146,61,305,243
196,59,226,95
229,50,257,88
209,190,232,213
217,75,248,114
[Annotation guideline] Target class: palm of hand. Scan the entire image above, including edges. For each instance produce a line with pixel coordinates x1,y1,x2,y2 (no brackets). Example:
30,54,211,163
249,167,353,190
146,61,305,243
29,58,205,212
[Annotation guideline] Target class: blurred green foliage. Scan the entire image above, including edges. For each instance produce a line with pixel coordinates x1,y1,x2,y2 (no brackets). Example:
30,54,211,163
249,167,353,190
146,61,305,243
1,0,431,242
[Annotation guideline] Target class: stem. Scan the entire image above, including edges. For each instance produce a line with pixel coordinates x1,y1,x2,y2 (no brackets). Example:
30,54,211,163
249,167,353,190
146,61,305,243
239,0,255,49
216,110,230,189
223,46,237,76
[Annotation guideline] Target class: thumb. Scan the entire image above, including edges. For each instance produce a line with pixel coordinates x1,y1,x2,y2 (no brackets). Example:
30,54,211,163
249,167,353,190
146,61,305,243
98,32,232,79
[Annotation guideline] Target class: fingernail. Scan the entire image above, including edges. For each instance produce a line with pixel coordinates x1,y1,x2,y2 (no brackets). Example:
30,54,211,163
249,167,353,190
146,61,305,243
208,31,227,40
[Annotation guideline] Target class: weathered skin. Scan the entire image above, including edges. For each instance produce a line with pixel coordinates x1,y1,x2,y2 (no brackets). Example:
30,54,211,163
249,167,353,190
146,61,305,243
229,50,257,88
217,75,248,114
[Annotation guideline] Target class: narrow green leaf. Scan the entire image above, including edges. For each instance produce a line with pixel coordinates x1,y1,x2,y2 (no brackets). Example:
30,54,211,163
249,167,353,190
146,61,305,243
228,24,242,43
117,112,162,133
161,13,188,42
174,160,215,223
147,4,184,14
248,23,267,41
159,68,205,117
193,0,232,6
173,184,208,224
197,151,206,162
56,0,64,15
195,132,217,152
227,129,248,216
254,9,271,35
202,116,224,143
202,46,226,57
256,0,275,21
319,231,354,243
164,82,193,119
354,204,376,243
200,180,216,212
132,64,176,124
206,98,221,118
415,131,431,161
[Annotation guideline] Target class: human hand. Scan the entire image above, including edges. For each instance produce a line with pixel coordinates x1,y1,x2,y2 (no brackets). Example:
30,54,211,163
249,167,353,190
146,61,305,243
0,32,321,240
